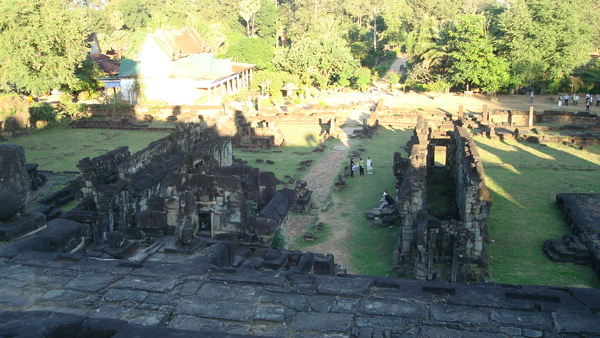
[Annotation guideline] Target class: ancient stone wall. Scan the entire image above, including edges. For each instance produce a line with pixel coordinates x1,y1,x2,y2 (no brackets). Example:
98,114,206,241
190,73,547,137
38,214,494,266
68,124,284,246
448,125,492,277
488,110,530,126
370,109,449,128
393,118,492,282
544,193,600,280
538,111,600,125
394,116,428,267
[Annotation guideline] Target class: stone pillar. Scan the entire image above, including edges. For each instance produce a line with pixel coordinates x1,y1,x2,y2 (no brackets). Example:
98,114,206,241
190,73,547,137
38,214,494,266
482,104,489,124
458,105,464,120
528,106,534,127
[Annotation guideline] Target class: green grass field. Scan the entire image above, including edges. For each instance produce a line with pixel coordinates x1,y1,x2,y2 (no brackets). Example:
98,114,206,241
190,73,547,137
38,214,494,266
332,126,412,276
475,137,600,287
2,124,171,172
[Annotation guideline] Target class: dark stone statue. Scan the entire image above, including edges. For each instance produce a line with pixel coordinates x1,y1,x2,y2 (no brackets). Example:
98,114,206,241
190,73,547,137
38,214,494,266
0,143,30,221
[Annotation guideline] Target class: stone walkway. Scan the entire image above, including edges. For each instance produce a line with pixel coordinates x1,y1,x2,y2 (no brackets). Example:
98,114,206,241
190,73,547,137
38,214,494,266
302,128,356,207
285,128,356,243
1,252,600,336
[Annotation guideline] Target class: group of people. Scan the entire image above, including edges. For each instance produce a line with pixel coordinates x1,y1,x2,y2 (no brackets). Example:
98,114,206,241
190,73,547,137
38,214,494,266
348,157,395,210
349,156,373,177
557,93,599,111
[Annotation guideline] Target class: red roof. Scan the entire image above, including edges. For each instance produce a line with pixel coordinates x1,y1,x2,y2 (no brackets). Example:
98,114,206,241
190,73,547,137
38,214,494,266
89,54,121,76
151,28,211,61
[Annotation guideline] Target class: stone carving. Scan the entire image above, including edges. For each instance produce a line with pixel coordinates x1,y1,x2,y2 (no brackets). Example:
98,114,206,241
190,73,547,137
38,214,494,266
176,190,199,245
0,143,30,221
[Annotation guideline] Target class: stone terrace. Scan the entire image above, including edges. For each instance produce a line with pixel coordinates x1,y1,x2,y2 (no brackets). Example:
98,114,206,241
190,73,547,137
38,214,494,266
1,251,600,337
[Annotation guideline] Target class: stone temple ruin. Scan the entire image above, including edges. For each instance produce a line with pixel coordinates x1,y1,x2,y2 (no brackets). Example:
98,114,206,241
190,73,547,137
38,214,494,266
394,116,491,283
544,193,600,278
365,114,492,283
0,102,600,336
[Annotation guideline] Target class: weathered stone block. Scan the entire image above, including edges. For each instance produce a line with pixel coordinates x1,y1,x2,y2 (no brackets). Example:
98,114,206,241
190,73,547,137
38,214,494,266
0,144,30,221
292,312,353,333
313,253,334,275
361,298,428,319
0,212,46,241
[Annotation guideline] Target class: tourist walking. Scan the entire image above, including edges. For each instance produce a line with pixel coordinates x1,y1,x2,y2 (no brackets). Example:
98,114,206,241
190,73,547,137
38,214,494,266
586,97,591,112
564,94,569,106
529,91,534,103
359,157,365,176
596,94,600,106
350,158,355,178
366,157,373,174
575,94,579,105
558,97,562,107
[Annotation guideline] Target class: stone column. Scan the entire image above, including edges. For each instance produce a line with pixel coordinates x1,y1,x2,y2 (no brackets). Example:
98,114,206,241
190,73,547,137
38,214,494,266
458,105,464,120
482,104,489,124
528,106,534,127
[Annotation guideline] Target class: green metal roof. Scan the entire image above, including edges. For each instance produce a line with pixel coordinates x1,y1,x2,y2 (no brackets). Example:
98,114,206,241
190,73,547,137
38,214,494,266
118,59,140,77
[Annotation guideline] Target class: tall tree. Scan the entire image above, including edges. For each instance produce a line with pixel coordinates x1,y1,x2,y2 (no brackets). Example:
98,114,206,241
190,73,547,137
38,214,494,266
497,0,596,93
273,36,359,88
447,15,509,94
0,0,87,95
254,0,278,44
239,0,261,36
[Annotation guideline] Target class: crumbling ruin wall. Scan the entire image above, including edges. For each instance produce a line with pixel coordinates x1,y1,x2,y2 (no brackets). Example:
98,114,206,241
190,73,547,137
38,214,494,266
393,118,492,282
370,109,449,128
68,123,287,248
538,111,600,125
394,116,429,266
447,125,492,280
70,124,235,243
487,110,530,126
544,193,600,280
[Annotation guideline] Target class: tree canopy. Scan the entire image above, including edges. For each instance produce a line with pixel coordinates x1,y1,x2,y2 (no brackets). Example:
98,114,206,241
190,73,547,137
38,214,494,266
1,0,600,97
0,0,87,95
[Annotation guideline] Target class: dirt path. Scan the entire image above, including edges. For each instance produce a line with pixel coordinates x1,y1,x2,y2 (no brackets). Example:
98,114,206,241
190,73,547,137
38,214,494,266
286,122,361,270
389,56,408,74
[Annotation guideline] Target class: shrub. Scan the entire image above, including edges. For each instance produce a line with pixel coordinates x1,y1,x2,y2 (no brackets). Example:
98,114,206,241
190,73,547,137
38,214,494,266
30,102,63,123
271,228,286,249
59,93,86,120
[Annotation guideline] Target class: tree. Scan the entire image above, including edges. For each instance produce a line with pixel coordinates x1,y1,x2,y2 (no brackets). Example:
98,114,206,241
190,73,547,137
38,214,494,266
239,0,261,36
273,37,359,88
573,59,600,93
446,15,509,94
352,67,372,91
0,0,87,95
497,0,596,93
226,37,275,70
254,0,278,44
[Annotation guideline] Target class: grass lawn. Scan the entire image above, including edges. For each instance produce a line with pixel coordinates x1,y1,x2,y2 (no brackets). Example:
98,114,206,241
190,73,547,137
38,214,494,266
2,123,171,172
475,137,600,287
232,123,329,187
322,126,413,276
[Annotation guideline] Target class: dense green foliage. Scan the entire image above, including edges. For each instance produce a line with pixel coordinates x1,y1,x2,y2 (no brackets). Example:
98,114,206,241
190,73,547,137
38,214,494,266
0,0,87,95
1,0,599,97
